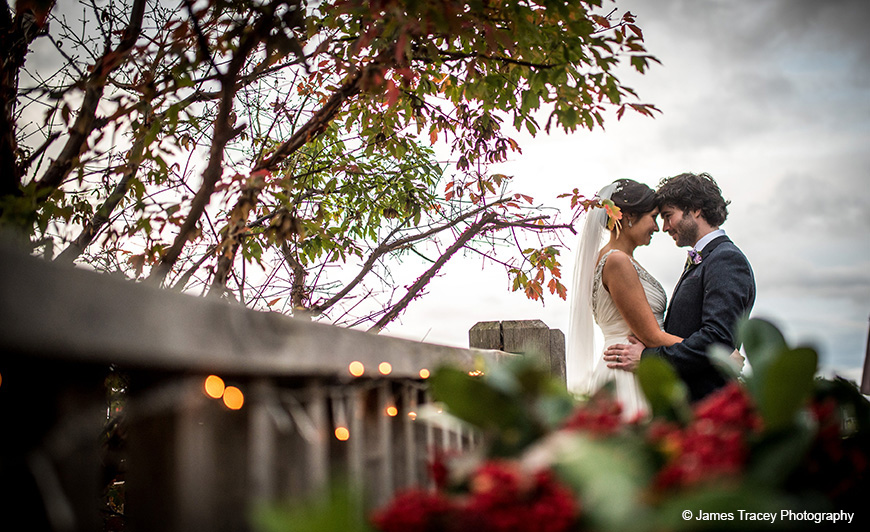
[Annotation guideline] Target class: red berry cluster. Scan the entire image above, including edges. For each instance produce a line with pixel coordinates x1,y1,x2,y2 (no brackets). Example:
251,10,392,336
371,489,454,532
371,461,578,532
464,462,578,532
562,392,624,436
651,382,761,490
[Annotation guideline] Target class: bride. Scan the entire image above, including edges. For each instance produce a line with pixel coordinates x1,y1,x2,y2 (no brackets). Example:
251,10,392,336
566,179,681,419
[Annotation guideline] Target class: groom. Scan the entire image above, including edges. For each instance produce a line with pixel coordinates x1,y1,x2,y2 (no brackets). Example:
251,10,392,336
604,172,756,402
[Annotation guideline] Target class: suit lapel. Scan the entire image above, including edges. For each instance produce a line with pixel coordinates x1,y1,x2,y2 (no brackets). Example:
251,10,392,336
665,236,732,329
679,235,730,280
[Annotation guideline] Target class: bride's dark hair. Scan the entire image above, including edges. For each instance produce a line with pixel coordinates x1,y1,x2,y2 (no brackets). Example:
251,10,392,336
605,179,656,226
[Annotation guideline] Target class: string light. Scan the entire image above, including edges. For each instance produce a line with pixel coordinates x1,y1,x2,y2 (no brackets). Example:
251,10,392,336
419,368,430,379
386,405,398,417
223,386,244,410
408,411,417,420
348,361,365,377
334,426,350,441
378,362,392,375
204,375,225,399
332,392,350,441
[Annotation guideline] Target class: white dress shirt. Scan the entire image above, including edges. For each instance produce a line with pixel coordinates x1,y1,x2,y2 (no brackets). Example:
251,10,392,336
693,229,726,254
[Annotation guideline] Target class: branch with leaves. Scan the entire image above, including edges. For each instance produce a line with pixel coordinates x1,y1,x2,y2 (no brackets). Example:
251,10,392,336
2,0,660,334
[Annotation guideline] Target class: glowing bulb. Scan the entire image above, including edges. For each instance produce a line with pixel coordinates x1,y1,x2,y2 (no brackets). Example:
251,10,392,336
223,386,244,410
378,362,392,375
334,426,350,441
348,361,365,377
419,368,430,379
386,405,398,417
408,411,417,420
204,375,225,399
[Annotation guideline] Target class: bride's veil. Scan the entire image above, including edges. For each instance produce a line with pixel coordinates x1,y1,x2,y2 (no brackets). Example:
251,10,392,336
566,182,617,394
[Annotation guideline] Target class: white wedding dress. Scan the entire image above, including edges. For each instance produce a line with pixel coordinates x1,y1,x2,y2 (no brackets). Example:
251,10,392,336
586,250,667,420
566,182,668,421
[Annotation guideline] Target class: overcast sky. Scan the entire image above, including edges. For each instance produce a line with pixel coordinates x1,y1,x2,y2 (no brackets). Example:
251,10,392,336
383,0,870,384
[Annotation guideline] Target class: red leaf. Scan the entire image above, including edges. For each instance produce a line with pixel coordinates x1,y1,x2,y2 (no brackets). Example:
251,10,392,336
385,80,399,107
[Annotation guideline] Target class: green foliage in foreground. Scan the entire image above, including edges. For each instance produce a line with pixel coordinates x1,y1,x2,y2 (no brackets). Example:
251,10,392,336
254,318,869,531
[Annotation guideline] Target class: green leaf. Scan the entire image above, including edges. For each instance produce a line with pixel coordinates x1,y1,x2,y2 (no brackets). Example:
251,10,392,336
429,366,520,432
551,433,653,531
755,347,818,431
636,356,691,423
747,419,816,487
738,317,787,371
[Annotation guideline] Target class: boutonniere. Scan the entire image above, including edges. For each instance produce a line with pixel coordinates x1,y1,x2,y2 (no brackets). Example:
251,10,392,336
688,249,702,265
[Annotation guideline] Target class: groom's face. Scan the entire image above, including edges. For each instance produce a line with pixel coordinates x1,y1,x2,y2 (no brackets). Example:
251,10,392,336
660,205,699,247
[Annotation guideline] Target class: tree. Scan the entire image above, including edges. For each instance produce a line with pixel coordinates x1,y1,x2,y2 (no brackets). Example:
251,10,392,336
0,0,658,331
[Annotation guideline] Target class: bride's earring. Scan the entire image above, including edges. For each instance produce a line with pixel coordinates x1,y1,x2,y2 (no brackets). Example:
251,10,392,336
628,220,633,228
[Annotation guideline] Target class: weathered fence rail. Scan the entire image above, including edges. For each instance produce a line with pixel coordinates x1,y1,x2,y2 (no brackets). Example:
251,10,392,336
0,244,564,532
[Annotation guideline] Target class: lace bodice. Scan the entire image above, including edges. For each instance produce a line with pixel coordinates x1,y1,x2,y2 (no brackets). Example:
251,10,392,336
591,250,667,338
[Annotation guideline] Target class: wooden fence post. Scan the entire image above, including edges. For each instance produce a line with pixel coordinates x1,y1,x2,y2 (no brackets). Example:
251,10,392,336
468,320,566,385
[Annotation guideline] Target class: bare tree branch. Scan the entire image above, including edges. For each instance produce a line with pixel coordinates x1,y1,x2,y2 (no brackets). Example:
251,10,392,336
149,6,268,285
252,68,365,172
280,241,308,315
54,99,153,264
368,211,499,333
33,0,147,203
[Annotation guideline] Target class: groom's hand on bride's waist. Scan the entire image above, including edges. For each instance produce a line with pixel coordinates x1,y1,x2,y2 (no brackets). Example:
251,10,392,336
603,335,645,372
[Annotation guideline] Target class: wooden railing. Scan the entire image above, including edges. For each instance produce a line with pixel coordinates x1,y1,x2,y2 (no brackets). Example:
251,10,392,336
0,244,565,532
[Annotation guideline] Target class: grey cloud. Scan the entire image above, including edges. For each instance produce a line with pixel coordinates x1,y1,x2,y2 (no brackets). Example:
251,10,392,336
628,0,870,152
762,263,870,300
758,170,870,237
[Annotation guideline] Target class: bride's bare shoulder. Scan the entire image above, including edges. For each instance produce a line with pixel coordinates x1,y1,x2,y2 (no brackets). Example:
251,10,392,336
599,248,630,265
601,250,639,278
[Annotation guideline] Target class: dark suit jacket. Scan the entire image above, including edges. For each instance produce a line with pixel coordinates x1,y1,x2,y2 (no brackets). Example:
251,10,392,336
643,235,756,402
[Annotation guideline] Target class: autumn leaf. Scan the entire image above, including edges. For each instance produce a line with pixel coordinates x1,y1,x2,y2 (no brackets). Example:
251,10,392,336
385,79,400,107
548,278,567,300
602,199,622,231
525,281,543,301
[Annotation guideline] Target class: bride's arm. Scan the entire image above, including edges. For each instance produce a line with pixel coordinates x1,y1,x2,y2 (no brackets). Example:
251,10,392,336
601,252,682,348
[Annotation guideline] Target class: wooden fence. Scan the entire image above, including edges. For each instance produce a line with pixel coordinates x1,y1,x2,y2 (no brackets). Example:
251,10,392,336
0,243,565,532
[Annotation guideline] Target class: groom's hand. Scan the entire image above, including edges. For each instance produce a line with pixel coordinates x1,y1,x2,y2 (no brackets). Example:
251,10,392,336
603,335,645,372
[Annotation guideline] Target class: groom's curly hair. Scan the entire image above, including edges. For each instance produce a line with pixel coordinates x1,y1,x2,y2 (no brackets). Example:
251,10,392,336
656,172,730,227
